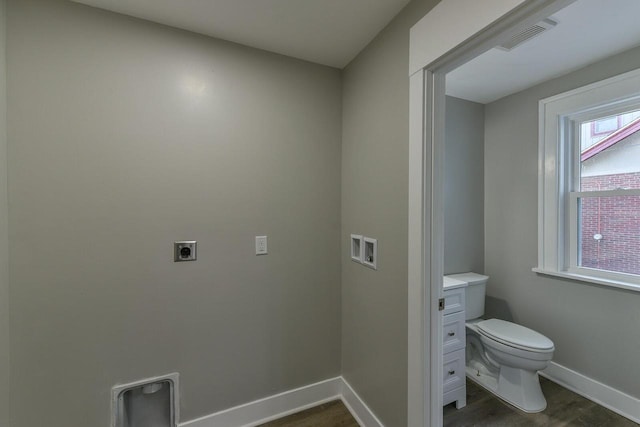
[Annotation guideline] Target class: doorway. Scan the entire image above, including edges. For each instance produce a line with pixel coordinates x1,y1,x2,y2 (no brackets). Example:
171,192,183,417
407,0,640,425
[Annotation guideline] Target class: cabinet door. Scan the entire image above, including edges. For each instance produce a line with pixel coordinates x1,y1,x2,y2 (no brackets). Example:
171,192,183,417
443,311,465,354
443,349,465,393
443,287,465,315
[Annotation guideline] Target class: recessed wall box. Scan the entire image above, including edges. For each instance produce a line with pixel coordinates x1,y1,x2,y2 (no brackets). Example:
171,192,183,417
111,373,179,427
351,234,363,263
363,237,377,270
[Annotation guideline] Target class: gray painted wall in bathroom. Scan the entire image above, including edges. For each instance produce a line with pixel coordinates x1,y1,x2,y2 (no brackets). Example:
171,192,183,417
7,1,342,425
0,0,9,425
484,45,640,399
444,96,485,275
340,0,440,425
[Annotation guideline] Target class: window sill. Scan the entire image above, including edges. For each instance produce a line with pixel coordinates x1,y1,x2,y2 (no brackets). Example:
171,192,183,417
532,268,640,293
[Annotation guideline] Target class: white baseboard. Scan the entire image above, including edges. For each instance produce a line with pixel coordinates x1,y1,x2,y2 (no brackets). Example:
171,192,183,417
541,361,640,424
341,378,385,427
178,376,384,427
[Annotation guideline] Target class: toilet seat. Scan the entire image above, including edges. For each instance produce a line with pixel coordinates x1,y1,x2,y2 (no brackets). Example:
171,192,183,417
477,319,554,353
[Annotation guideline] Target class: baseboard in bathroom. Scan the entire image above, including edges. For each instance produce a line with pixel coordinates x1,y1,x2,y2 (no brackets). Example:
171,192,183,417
541,361,640,424
177,376,385,427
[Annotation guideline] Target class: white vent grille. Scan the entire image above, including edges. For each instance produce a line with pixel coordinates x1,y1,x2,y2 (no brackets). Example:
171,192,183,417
497,18,557,51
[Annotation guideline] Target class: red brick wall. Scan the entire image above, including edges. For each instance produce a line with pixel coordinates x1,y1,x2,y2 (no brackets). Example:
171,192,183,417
580,172,640,275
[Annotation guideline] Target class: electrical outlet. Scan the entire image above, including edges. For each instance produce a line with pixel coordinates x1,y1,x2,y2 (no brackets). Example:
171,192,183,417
174,241,197,262
255,236,268,255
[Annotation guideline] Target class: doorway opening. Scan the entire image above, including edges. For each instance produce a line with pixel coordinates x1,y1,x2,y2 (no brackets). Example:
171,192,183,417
409,0,640,425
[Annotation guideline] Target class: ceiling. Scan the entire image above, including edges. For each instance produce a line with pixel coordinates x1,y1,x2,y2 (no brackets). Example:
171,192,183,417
71,0,640,101
71,0,412,68
447,0,640,104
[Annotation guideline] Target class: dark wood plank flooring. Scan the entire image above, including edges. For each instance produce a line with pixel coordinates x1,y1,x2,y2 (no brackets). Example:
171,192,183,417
258,400,359,427
259,377,638,427
444,377,639,426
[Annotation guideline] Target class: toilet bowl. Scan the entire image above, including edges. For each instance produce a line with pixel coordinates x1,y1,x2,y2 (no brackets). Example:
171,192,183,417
447,273,555,413
467,318,554,412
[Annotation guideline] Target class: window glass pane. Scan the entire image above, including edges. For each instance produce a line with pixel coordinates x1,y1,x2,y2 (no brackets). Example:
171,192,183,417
580,110,640,191
579,195,640,275
593,117,618,134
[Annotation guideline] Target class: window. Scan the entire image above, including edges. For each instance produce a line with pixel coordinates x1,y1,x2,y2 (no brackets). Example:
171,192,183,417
591,116,619,135
536,69,640,292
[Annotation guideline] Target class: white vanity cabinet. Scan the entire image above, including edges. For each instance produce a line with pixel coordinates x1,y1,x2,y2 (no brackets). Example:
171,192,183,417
442,278,467,409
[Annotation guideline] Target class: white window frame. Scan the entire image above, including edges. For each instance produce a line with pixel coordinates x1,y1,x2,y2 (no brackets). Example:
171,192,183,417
535,67,640,292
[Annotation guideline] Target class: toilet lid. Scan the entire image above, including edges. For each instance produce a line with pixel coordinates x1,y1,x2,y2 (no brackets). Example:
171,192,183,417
477,319,554,352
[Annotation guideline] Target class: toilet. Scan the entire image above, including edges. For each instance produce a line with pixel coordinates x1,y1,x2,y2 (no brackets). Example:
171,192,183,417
446,273,554,413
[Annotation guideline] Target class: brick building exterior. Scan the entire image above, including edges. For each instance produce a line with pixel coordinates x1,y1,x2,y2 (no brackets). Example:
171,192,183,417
580,172,640,275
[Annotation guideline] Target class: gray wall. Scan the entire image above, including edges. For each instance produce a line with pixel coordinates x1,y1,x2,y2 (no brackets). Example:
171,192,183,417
0,0,9,425
444,96,484,275
484,46,640,398
7,1,342,425
341,0,440,425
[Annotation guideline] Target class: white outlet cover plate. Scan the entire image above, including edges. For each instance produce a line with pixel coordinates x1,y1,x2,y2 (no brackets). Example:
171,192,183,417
255,236,268,255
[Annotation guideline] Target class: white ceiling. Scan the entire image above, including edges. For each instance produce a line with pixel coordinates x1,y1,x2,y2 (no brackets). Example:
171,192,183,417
71,0,412,68
71,0,640,101
447,0,640,104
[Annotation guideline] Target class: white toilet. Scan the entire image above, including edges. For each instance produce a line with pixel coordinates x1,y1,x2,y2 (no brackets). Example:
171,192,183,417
447,273,555,413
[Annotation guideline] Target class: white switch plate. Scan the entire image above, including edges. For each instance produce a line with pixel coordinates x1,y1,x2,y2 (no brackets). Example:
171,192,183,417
255,236,268,255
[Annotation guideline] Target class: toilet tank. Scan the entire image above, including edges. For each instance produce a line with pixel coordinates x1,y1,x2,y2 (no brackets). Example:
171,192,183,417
446,272,488,320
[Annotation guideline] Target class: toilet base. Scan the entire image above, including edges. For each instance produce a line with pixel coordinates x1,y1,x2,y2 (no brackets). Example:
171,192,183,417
466,364,547,413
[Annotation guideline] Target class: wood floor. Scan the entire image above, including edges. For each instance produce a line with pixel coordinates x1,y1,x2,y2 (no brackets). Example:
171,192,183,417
444,377,640,427
258,400,359,427
259,377,639,427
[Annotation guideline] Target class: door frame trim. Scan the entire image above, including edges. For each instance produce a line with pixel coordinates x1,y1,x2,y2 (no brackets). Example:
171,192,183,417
407,1,575,425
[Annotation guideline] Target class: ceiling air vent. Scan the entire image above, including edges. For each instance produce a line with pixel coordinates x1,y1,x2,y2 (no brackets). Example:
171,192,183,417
497,18,557,51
